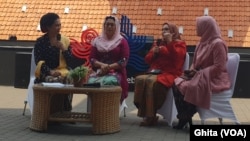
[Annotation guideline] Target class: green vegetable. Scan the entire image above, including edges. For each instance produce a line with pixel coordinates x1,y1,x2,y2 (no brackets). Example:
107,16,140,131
68,66,89,82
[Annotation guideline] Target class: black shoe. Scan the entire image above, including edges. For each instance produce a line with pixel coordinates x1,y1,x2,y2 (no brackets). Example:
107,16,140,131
173,118,190,130
188,118,192,126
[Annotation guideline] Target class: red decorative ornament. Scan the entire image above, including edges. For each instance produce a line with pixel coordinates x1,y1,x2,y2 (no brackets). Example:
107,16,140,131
81,28,98,46
70,28,99,67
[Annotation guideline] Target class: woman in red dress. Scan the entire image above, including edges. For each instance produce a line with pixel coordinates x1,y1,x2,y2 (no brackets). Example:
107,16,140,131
134,22,187,126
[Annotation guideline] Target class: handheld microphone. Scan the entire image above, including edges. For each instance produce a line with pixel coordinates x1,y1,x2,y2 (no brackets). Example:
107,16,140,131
156,39,162,46
57,34,61,41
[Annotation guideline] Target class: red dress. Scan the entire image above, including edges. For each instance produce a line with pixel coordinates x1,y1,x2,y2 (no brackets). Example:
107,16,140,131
145,41,187,87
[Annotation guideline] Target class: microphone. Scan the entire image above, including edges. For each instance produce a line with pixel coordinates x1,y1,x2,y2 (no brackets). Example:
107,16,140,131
156,39,162,46
57,34,61,41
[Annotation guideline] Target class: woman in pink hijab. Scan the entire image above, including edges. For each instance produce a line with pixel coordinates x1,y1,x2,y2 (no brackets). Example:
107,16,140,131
173,16,231,129
89,15,130,103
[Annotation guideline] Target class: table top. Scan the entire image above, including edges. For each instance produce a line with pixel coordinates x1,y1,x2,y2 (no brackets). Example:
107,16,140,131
33,84,122,94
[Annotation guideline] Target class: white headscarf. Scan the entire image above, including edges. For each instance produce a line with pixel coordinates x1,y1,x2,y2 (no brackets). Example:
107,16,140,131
92,15,123,52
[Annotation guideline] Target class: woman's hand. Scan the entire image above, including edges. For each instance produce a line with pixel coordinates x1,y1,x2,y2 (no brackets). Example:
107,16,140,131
153,46,162,54
184,69,197,78
98,64,110,76
50,70,61,77
56,41,67,51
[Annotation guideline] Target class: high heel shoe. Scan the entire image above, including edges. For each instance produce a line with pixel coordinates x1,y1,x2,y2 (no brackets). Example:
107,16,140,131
173,118,190,129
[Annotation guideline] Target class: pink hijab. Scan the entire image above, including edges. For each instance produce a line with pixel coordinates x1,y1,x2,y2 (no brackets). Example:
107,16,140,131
196,16,221,45
193,16,227,70
92,15,123,52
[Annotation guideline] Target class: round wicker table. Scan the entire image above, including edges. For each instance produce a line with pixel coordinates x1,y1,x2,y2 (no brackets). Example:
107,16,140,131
30,84,122,135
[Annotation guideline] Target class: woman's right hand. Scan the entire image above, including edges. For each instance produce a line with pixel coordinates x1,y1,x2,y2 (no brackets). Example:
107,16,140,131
98,63,110,76
153,46,161,54
184,69,197,78
56,41,67,52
